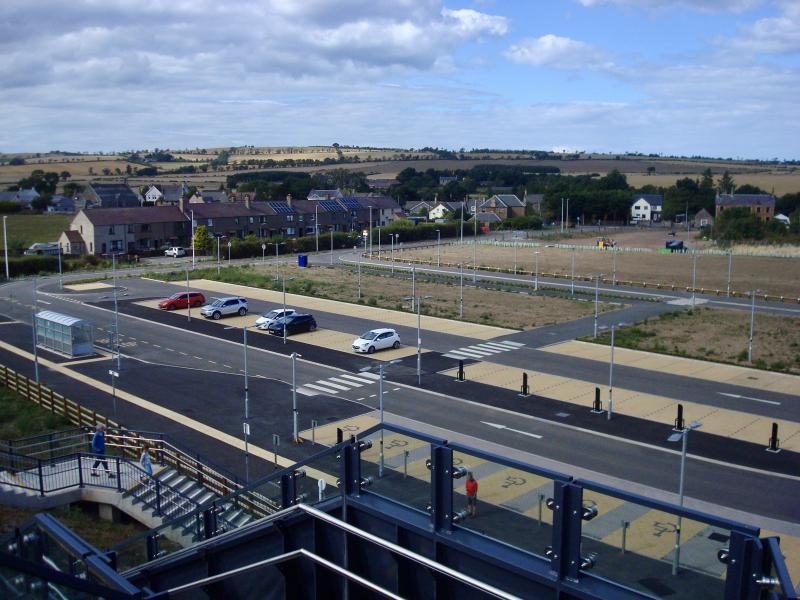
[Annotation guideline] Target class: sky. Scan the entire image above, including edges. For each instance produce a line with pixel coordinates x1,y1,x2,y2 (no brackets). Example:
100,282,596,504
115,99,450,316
0,0,798,158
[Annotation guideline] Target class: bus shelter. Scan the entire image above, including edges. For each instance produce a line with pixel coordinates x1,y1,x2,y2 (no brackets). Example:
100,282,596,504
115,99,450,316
35,311,94,357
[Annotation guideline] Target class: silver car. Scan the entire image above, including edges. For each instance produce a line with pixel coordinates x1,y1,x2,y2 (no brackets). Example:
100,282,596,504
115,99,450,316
200,296,248,320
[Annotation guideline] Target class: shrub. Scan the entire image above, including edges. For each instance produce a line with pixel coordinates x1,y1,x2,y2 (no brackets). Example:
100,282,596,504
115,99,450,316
0,201,22,214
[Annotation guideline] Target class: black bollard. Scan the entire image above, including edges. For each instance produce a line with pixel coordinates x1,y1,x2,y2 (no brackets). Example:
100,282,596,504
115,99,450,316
520,372,529,396
336,428,343,445
674,404,685,431
591,387,603,413
457,360,465,382
767,423,780,453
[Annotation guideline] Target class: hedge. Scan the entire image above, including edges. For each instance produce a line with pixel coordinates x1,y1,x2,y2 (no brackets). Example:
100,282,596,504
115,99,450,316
0,254,108,277
0,202,22,214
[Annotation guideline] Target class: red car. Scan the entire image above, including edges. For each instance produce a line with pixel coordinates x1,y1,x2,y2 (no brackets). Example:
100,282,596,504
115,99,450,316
158,292,206,310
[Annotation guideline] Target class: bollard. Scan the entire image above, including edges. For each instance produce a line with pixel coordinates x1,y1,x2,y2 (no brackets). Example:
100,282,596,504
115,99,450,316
336,428,343,445
591,387,603,413
538,493,545,527
621,520,630,554
767,423,780,453
272,434,280,470
674,404,685,431
520,372,529,396
311,420,318,445
457,360,465,382
403,450,410,479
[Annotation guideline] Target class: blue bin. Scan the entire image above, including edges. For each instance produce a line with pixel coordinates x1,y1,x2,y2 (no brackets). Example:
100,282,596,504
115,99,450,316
298,255,308,268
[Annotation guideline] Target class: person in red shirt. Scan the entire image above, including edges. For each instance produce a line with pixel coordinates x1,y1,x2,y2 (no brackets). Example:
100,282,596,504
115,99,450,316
465,472,478,517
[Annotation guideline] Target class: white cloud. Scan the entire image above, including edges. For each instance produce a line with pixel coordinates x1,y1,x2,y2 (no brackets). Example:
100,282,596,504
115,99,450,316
504,34,613,70
718,1,800,54
575,0,762,12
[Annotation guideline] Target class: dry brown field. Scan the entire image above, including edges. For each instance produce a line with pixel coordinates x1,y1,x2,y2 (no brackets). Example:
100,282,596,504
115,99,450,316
398,239,800,298
247,263,617,330
0,158,138,184
625,172,800,196
590,307,800,374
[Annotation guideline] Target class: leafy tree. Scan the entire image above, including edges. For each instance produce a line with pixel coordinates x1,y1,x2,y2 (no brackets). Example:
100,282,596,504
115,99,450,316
63,182,84,197
735,184,766,194
18,170,59,194
59,171,71,181
776,193,800,215
714,207,762,241
31,195,53,211
9,157,25,166
102,168,111,176
193,225,213,254
717,170,735,194
646,166,656,176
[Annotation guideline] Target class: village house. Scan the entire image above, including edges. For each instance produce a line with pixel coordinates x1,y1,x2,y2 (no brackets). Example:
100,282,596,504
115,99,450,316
715,193,775,222
428,201,463,220
144,183,188,205
478,194,525,220
630,194,664,223
81,182,140,208
190,189,229,203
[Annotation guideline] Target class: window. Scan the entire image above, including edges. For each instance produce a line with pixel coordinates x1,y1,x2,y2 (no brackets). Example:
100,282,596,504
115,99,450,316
249,217,254,224
141,224,150,232
80,225,83,234
260,216,266,224
235,218,240,224
207,218,213,226
128,224,135,233
287,215,294,222
108,226,115,234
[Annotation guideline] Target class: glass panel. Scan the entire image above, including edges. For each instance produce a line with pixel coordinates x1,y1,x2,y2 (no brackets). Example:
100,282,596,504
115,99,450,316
296,451,341,507
451,450,553,557
579,490,728,599
360,429,431,512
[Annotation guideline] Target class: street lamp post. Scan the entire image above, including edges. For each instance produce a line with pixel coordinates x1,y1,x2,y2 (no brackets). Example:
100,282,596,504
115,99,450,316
357,245,362,300
594,274,602,338
570,247,576,296
534,250,540,292
216,236,221,276
360,359,402,478
460,200,465,245
726,252,733,298
667,421,702,576
330,228,334,265
291,352,301,442
281,265,294,346
377,226,381,261
2,215,9,280
225,325,251,483
690,251,698,309
185,268,191,323
405,294,431,386
436,229,440,268
227,241,232,265
274,242,283,280
459,262,464,318
315,204,319,253
411,266,416,312
473,206,478,283
112,254,120,371
513,239,517,275
190,210,195,270
32,276,40,383
748,289,759,362
607,325,616,420
57,246,63,290
369,206,373,257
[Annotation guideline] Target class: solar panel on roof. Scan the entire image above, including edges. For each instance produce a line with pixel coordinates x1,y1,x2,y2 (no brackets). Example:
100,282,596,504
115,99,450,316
268,202,296,214
320,200,343,212
341,197,361,209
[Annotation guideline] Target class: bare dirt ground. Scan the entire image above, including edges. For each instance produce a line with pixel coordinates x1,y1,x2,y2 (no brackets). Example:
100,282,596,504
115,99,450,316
398,236,800,298
588,307,800,374
240,264,617,330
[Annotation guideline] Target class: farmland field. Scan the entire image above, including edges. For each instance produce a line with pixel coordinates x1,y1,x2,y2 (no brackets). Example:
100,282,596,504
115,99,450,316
624,172,800,196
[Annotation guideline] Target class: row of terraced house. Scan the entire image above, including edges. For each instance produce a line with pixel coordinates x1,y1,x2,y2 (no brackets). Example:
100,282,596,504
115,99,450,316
58,187,401,256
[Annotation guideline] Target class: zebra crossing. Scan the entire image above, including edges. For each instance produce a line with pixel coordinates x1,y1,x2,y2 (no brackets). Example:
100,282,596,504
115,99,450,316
443,340,525,361
297,371,381,396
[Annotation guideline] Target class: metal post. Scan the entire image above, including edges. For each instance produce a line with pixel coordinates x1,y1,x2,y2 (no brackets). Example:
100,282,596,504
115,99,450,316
110,369,118,421
612,248,617,286
416,296,422,386
369,206,373,257
748,290,756,363
566,198,569,230
594,274,600,338
538,493,544,526
57,247,63,290
672,429,688,576
242,326,250,483
607,325,615,420
473,206,477,283
535,251,539,292
726,252,732,298
185,268,191,322
261,243,265,263
460,200,464,245
228,241,231,265
311,420,317,445
315,204,319,253
191,209,195,269
357,246,362,300
112,255,120,371
570,248,575,296
377,226,381,261
411,266,416,312
621,520,629,554
459,262,464,318
274,243,280,280
379,362,385,477
32,276,40,383
216,236,220,276
291,352,299,442
560,198,564,233
403,450,409,479
330,228,334,265
2,215,8,280
436,229,440,267
390,235,394,274
513,239,517,274
690,251,697,309
282,266,288,345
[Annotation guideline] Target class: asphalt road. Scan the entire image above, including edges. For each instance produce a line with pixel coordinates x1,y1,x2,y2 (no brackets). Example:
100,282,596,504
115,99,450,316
1,270,798,530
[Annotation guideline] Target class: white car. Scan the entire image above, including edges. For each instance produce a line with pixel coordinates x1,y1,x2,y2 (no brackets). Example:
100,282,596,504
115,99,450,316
352,328,401,354
255,308,296,329
200,296,248,320
164,246,186,257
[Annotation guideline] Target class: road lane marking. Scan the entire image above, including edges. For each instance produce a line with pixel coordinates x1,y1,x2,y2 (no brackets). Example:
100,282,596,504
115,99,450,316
317,380,350,391
718,392,781,406
328,377,361,387
338,374,376,385
303,383,340,394
482,421,543,439
179,351,188,356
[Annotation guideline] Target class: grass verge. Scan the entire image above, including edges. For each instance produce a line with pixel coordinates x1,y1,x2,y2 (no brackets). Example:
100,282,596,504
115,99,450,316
0,385,72,440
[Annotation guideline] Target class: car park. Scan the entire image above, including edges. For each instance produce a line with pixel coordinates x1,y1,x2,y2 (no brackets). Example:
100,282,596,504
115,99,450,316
158,292,206,310
352,328,401,354
164,246,186,257
267,314,316,336
200,296,248,320
255,308,296,329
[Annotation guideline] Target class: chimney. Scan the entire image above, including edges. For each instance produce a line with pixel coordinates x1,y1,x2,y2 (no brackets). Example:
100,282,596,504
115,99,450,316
286,194,292,207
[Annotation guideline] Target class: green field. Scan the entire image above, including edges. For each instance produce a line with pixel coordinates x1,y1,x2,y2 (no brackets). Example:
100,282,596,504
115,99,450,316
3,213,71,254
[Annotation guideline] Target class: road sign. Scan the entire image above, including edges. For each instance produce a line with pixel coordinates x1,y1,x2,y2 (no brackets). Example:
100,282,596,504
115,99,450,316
272,434,280,447
228,241,232,247
362,229,368,237
243,422,250,436
108,370,119,378
261,244,266,250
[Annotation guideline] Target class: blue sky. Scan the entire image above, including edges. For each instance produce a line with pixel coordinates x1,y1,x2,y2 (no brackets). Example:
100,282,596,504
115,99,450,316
0,0,797,158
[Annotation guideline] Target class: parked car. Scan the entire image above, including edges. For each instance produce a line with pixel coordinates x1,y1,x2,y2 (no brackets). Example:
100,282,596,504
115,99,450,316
200,296,248,320
267,314,316,336
158,292,206,310
255,308,296,329
352,328,401,354
164,246,186,257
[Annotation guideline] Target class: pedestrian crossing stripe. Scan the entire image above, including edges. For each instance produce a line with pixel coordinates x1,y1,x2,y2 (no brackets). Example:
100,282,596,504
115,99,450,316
297,371,380,396
443,340,525,360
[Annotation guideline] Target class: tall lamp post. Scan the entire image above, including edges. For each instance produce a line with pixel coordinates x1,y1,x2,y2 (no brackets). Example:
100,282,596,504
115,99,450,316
32,276,40,383
570,247,576,296
57,246,63,290
282,264,294,346
112,254,120,370
360,360,402,477
607,324,616,420
594,273,603,338
190,210,195,270
690,251,698,309
667,421,702,576
726,252,733,298
2,215,9,280
435,229,440,268
405,294,432,386
534,250,540,292
291,352,302,442
274,242,284,280
225,324,252,484
472,206,478,283
748,289,760,363
377,226,381,261
315,204,319,253
459,262,464,318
